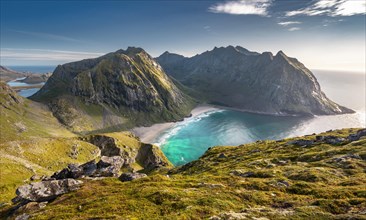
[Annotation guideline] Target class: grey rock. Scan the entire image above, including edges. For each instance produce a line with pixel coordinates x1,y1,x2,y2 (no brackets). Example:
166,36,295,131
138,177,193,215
80,160,97,176
38,201,48,209
333,154,362,163
30,175,41,181
119,172,147,182
94,166,120,177
231,170,255,177
15,213,30,220
68,164,84,179
51,167,71,180
323,136,346,145
218,153,227,159
12,179,83,203
287,139,314,147
347,129,366,142
51,160,97,180
97,156,124,169
277,180,290,187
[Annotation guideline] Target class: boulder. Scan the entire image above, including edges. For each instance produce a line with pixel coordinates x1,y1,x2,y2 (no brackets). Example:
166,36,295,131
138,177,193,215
119,172,147,182
12,179,83,203
323,136,346,145
287,139,314,147
218,153,227,159
97,156,124,169
51,167,71,180
80,160,97,176
94,166,120,177
68,164,84,179
92,156,124,177
347,129,366,142
230,170,255,177
15,213,30,220
51,160,97,180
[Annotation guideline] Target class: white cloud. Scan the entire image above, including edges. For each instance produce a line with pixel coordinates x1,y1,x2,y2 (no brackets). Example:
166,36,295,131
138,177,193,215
333,0,366,16
288,27,301,31
209,0,272,16
0,48,104,62
278,21,302,26
285,0,366,17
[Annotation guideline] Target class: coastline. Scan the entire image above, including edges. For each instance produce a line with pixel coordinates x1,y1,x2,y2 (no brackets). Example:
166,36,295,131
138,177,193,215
131,105,220,143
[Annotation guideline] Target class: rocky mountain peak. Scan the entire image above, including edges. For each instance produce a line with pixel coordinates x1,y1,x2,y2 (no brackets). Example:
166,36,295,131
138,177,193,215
157,46,354,116
31,48,194,132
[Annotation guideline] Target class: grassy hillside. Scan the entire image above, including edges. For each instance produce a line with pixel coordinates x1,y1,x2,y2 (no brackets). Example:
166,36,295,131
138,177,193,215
4,128,365,219
0,83,101,202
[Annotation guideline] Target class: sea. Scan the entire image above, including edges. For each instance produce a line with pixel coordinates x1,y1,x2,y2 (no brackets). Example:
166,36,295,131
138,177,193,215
6,66,55,97
154,70,366,166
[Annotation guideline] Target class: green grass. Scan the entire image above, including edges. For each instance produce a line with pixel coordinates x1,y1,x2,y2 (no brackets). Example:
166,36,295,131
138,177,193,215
3,128,365,219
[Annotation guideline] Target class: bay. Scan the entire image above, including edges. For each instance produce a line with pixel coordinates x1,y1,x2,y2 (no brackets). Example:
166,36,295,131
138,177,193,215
155,70,366,166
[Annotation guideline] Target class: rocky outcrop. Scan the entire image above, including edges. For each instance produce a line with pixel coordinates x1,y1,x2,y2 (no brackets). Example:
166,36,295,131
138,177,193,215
136,144,172,171
287,129,366,147
119,172,147,182
51,156,124,179
12,179,83,204
86,133,172,171
157,46,354,116
30,47,194,131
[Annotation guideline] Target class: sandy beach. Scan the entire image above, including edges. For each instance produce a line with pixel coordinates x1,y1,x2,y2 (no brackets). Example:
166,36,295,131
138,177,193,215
131,105,220,143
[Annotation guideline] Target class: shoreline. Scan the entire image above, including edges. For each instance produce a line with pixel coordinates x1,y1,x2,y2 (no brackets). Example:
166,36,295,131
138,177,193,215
131,105,220,143
131,103,361,144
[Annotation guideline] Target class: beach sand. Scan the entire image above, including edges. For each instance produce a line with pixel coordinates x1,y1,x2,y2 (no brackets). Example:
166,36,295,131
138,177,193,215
131,105,219,143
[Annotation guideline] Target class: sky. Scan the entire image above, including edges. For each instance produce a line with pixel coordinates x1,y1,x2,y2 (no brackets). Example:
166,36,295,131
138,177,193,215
0,0,365,72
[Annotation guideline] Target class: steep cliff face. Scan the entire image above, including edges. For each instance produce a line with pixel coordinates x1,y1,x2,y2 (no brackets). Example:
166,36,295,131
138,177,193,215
31,47,194,133
157,46,353,116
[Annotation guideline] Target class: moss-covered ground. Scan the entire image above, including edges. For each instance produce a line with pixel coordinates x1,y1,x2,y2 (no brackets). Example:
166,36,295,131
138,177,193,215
2,128,365,219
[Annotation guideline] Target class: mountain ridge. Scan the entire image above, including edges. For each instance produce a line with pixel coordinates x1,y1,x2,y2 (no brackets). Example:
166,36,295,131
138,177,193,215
156,45,354,116
30,47,195,133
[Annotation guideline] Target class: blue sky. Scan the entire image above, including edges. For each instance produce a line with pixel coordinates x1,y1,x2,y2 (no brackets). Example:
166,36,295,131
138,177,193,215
1,0,365,72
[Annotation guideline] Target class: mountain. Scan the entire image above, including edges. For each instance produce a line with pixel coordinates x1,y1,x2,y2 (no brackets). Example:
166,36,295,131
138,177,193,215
0,66,26,82
3,128,366,219
157,46,354,116
31,47,195,133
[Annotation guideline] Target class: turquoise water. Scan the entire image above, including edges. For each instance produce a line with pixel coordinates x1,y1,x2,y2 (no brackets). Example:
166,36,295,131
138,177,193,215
155,110,306,166
156,109,365,166
155,70,366,166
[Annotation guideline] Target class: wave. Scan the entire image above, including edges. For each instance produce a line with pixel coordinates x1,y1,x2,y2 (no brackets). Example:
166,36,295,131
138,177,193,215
153,109,226,147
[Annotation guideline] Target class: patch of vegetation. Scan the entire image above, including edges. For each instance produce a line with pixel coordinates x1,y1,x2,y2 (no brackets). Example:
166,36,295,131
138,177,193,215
2,128,365,219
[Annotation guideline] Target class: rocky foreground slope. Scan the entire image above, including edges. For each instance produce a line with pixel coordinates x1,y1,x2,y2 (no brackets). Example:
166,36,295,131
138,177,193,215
2,128,365,219
0,83,171,206
30,47,195,133
157,46,353,116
